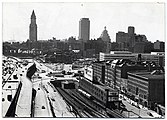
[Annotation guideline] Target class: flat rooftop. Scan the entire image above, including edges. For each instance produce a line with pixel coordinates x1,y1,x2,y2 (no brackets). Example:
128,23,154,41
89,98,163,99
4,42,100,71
128,71,165,80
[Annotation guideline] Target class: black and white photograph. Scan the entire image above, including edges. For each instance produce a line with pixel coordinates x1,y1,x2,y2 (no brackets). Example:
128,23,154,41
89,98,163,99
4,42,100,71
2,1,165,118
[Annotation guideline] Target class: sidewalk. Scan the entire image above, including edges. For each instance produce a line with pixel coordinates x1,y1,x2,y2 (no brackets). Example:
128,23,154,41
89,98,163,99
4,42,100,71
120,94,155,118
43,81,75,117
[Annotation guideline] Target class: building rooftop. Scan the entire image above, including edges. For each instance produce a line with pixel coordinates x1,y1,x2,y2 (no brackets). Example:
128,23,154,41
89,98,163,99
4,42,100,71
110,51,132,54
93,83,117,92
80,18,89,20
128,70,165,80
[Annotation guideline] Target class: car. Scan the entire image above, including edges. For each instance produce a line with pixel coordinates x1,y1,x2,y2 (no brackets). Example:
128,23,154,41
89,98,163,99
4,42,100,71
13,75,18,79
51,98,55,101
41,70,46,73
42,106,45,109
50,78,55,81
147,111,161,118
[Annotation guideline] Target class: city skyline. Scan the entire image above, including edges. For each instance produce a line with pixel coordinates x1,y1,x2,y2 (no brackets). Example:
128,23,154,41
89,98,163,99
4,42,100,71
2,2,165,42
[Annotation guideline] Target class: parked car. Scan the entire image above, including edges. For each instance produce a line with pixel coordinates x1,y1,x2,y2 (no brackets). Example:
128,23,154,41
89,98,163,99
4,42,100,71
42,106,45,109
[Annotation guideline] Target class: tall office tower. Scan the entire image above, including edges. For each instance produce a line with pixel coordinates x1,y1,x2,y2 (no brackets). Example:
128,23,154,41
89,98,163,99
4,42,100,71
128,26,135,48
128,26,135,35
29,10,37,42
79,18,90,42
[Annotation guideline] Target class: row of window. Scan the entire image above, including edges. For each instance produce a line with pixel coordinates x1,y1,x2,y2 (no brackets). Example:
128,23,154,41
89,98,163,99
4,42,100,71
80,78,107,104
128,78,148,91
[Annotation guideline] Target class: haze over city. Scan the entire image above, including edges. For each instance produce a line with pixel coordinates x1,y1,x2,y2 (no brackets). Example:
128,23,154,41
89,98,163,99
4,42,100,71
2,2,165,42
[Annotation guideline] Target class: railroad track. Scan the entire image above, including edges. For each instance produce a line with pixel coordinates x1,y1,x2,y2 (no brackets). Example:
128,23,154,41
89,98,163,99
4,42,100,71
56,88,87,117
67,89,109,118
106,108,126,118
57,88,109,118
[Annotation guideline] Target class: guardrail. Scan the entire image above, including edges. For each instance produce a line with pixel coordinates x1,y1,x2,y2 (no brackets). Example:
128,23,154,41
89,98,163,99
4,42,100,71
5,82,22,117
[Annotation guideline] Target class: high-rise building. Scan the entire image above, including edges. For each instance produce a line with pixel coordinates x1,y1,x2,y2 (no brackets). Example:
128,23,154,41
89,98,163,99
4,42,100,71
99,26,111,53
128,26,135,35
79,18,90,42
29,10,37,42
100,26,111,42
154,40,165,52
116,26,148,52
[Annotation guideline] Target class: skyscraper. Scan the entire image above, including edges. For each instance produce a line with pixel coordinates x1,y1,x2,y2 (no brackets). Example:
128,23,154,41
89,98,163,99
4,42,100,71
79,18,90,42
29,10,37,42
100,26,111,42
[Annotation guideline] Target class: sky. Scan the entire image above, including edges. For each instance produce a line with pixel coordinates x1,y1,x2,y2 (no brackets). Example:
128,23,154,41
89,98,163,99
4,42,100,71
2,2,165,43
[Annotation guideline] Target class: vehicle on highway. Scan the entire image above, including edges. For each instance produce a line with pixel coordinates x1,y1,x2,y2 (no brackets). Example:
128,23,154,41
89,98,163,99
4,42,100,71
41,70,46,73
13,75,18,79
47,72,64,77
38,76,42,79
42,106,45,109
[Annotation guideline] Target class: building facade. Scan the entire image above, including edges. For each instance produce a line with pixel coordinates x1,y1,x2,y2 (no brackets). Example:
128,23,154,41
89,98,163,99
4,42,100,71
29,10,37,42
154,40,165,52
139,52,165,67
79,18,90,42
99,51,165,67
79,77,120,108
99,51,136,61
100,26,111,43
116,26,148,52
99,26,111,53
127,71,165,109
92,61,106,84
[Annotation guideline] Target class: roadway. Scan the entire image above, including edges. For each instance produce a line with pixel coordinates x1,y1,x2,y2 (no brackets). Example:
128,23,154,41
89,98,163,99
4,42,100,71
15,63,34,117
2,58,75,117
120,95,156,118
32,60,75,117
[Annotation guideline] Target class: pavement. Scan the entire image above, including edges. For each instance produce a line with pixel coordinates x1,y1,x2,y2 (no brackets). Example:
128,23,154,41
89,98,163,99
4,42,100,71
44,82,75,117
2,58,75,117
34,83,52,117
15,63,34,117
120,94,156,118
33,60,75,117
